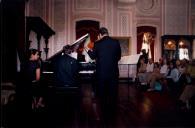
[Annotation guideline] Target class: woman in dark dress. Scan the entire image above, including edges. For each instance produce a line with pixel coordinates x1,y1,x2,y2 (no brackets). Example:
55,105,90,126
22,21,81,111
21,49,44,109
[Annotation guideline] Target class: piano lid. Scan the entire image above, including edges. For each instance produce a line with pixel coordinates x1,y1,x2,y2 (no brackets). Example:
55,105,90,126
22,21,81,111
47,33,89,61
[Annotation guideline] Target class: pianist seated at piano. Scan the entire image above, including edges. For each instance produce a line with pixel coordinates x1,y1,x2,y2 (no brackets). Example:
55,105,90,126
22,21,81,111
52,45,79,87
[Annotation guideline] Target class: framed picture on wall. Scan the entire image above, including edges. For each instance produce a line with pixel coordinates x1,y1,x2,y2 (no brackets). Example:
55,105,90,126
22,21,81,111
112,36,131,56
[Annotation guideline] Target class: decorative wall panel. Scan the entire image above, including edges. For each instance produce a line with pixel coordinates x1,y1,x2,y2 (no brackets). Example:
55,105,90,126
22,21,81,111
192,0,195,15
74,0,101,11
118,0,136,4
193,20,195,34
53,0,65,52
105,0,113,35
193,39,195,59
29,0,44,18
117,12,131,36
165,0,188,34
53,0,65,31
136,0,160,16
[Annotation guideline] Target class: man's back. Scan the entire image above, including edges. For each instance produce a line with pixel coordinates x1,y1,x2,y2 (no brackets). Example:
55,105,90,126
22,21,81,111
94,36,121,78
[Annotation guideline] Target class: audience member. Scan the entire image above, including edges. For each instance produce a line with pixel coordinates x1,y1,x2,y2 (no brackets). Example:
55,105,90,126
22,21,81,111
147,62,163,91
165,60,181,98
179,85,195,110
146,58,154,73
137,58,147,84
160,58,168,76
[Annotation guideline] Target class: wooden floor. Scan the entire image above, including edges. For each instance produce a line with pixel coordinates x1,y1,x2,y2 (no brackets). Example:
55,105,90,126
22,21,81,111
2,82,195,128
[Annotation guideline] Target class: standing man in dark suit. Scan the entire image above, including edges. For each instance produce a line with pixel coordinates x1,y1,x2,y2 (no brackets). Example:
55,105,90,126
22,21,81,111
85,27,121,123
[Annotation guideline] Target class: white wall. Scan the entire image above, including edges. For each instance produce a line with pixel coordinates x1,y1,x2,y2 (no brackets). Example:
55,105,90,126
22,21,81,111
26,0,194,61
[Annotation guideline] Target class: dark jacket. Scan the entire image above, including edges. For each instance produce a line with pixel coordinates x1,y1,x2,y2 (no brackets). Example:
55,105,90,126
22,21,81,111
88,36,121,79
53,54,79,86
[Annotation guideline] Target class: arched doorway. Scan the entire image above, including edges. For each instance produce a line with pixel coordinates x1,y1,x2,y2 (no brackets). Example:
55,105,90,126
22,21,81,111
137,26,156,60
76,20,100,61
76,20,99,42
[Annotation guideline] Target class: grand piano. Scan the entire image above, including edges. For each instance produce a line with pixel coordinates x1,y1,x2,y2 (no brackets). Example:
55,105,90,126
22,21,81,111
41,34,96,91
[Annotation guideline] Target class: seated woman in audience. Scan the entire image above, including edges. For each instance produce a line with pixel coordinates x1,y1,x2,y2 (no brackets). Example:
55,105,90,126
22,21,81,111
175,59,188,84
186,59,195,83
176,59,181,68
179,60,195,109
165,60,181,97
187,59,195,79
166,60,180,84
160,58,169,76
147,62,164,91
179,84,195,110
158,57,164,66
179,59,191,85
178,59,187,74
137,58,147,84
177,59,195,110
146,58,154,74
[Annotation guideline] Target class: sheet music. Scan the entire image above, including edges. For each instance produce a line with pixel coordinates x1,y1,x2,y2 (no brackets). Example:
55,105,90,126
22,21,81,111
83,34,91,48
83,50,94,62
68,52,78,59
82,35,95,63
118,54,141,64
